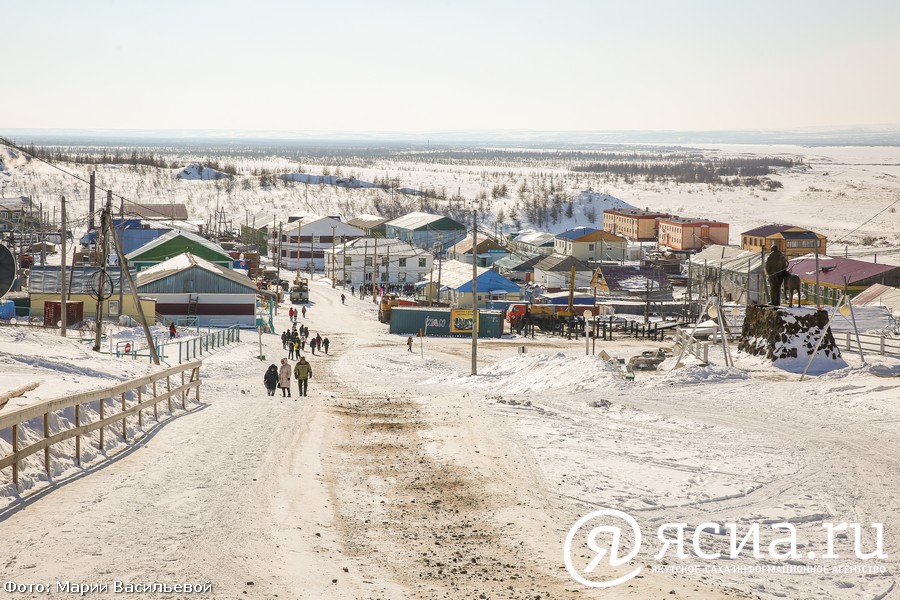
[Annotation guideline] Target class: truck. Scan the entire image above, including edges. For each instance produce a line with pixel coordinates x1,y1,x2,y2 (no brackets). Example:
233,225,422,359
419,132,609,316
290,277,309,303
378,294,418,323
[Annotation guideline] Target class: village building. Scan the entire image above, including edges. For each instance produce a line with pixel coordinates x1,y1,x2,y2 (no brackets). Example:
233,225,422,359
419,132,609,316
592,265,673,300
383,212,467,252
603,208,672,242
125,229,232,271
508,231,556,256
687,245,766,304
493,251,543,283
657,217,730,251
740,224,827,257
0,196,40,236
418,259,520,308
446,236,508,267
136,253,259,327
788,256,900,306
323,237,432,288
532,254,594,290
553,227,628,262
271,216,364,272
28,265,156,321
853,283,900,316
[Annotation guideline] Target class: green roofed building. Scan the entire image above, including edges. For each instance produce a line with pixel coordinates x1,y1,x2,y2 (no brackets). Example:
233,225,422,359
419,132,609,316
125,229,233,270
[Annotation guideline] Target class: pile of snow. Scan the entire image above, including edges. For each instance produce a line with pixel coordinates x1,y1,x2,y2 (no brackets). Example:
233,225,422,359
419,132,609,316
176,163,231,180
444,352,623,395
573,190,636,229
656,363,750,385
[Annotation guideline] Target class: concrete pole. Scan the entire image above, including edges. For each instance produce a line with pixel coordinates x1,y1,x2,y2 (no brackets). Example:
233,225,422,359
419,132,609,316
471,208,478,376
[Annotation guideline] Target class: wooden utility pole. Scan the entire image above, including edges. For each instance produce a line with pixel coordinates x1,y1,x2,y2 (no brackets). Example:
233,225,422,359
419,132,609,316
341,236,346,289
107,210,159,365
118,196,125,315
296,220,301,282
92,193,112,351
471,208,478,375
814,247,820,307
277,222,283,281
372,237,379,303
59,195,67,337
362,241,368,300
331,225,337,288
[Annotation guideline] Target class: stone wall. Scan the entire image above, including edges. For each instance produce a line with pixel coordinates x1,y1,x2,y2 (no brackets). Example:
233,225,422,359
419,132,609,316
739,305,842,365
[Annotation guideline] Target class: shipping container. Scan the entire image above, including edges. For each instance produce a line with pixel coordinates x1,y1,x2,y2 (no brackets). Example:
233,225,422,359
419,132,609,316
388,307,505,338
43,300,84,326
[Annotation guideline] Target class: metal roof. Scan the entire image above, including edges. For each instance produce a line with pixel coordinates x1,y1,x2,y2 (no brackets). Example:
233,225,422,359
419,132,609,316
327,236,429,257
28,266,134,294
555,227,600,240
125,229,231,261
514,231,556,247
123,203,189,220
136,252,258,292
741,224,796,237
788,256,899,286
534,254,593,272
384,212,465,231
455,270,520,293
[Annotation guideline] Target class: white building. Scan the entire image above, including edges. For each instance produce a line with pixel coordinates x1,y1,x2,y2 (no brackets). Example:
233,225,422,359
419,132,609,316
270,216,364,272
323,237,433,288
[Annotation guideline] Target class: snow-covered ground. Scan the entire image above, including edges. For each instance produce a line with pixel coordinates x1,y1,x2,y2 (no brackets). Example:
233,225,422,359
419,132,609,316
0,278,898,599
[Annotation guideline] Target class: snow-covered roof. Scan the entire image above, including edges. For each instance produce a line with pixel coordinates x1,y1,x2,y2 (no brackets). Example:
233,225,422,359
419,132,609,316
384,211,465,231
513,231,556,247
136,252,257,290
282,215,365,236
326,236,429,257
422,259,488,289
125,229,230,260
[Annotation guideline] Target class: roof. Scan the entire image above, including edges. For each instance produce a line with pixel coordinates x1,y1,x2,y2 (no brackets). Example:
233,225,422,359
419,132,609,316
455,270,520,294
282,215,365,236
136,252,258,291
27,266,134,294
688,245,764,274
659,217,728,226
125,229,231,261
494,251,543,272
556,227,600,240
327,236,430,257
603,208,672,218
0,196,34,211
788,256,900,286
513,231,556,247
450,236,505,255
852,284,900,313
422,259,488,289
596,265,671,292
347,215,388,230
384,212,466,231
533,254,593,272
740,224,823,238
123,203,189,221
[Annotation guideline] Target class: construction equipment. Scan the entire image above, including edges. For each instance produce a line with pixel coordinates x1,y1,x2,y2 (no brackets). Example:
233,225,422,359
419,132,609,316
378,294,400,323
290,277,309,304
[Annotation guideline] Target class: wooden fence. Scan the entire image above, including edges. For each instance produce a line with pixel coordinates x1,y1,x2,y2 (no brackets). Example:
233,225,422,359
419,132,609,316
837,332,900,359
0,360,201,491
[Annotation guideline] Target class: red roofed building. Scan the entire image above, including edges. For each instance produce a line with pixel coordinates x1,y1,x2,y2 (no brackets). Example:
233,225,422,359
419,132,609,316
788,256,900,306
657,217,729,250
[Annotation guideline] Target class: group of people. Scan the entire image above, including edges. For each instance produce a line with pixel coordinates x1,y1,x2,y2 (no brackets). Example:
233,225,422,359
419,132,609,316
288,306,306,321
280,325,329,358
264,357,312,397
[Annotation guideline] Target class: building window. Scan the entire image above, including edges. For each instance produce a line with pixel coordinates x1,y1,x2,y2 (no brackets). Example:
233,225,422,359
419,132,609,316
380,272,388,282
418,258,426,267
398,258,407,267
398,272,407,282
344,256,352,266
588,244,594,251
381,256,388,266
365,257,373,267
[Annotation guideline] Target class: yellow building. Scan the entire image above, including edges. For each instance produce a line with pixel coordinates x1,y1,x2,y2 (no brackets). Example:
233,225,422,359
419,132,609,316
28,266,157,322
603,208,672,242
740,224,826,257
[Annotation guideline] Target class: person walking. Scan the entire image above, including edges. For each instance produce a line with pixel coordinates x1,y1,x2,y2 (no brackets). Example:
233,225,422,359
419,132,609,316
323,337,330,354
281,330,288,350
310,336,316,355
287,338,295,360
169,322,177,339
351,285,355,297
315,333,322,348
293,338,300,359
407,336,413,353
294,356,312,397
341,293,345,305
278,358,292,397
301,306,307,319
289,307,295,322
264,364,278,396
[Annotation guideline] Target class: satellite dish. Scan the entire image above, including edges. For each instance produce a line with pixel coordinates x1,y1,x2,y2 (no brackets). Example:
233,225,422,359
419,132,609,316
0,244,15,297
707,304,719,319
839,304,851,317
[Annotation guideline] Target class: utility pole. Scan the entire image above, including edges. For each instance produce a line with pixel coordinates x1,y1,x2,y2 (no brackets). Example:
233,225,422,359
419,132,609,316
331,224,336,288
59,195,67,337
92,193,111,351
436,233,444,305
372,237,379,303
341,236,346,289
88,172,96,232
107,210,159,365
471,207,478,375
277,222,283,281
385,242,390,290
362,241,368,300
296,220,301,282
118,196,124,316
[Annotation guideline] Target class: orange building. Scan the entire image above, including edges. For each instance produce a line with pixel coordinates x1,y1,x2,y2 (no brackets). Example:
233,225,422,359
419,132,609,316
603,208,672,242
657,217,729,250
740,224,826,258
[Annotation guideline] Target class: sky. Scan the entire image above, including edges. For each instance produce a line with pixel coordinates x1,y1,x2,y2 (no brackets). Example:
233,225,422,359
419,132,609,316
3,0,900,134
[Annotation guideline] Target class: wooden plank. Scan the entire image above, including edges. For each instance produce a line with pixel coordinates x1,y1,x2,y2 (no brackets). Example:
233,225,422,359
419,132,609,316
43,412,50,474
75,403,81,465
11,423,18,489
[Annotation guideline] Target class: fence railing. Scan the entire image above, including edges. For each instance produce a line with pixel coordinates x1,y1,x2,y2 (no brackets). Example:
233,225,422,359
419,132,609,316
837,332,900,359
0,361,202,491
115,325,241,363
674,328,710,364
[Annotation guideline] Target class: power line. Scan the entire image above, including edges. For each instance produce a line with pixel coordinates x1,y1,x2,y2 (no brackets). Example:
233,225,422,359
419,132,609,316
832,195,900,243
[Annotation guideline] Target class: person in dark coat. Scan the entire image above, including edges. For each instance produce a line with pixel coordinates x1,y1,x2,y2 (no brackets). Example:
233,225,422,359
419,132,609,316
169,322,177,339
264,364,278,396
294,356,312,396
323,337,330,354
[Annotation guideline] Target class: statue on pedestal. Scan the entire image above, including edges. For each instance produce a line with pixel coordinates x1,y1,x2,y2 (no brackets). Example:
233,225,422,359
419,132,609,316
765,243,788,306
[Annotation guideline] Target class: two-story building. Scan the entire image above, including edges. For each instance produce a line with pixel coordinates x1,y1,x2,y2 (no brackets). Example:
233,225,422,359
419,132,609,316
447,236,508,267
382,212,467,252
740,224,826,257
553,227,628,262
603,208,672,242
323,237,432,288
657,217,730,251
509,231,556,256
271,216,365,272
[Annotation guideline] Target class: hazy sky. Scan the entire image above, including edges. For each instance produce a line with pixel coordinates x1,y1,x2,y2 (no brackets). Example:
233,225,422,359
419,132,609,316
4,0,899,133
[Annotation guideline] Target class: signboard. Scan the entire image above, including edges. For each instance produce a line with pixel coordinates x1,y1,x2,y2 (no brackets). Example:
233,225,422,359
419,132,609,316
450,309,479,333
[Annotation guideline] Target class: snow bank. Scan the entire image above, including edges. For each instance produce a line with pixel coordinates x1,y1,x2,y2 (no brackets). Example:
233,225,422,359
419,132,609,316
176,163,230,180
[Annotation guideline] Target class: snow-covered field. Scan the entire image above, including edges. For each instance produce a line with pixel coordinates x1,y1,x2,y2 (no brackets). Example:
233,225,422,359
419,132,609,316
0,278,897,599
